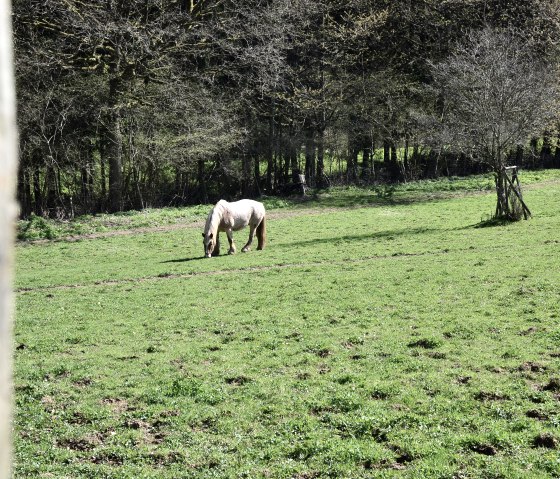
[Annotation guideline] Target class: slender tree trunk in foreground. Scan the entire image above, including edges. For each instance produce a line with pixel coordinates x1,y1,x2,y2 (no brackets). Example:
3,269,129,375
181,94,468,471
0,0,18,475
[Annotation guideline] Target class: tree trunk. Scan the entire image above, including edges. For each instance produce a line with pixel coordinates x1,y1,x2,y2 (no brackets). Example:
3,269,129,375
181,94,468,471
347,148,357,181
426,150,439,178
288,111,299,180
0,1,18,473
97,137,107,211
45,165,58,217
81,166,89,211
347,132,358,181
304,129,315,186
282,147,290,186
554,133,560,169
403,138,409,180
516,145,524,167
197,159,207,203
32,167,42,216
495,170,508,218
81,142,93,212
253,154,261,196
383,139,390,166
18,166,32,218
316,128,326,188
541,132,553,168
494,167,529,220
362,145,371,180
289,138,298,180
390,141,399,181
242,153,251,197
106,77,123,212
530,137,538,168
266,105,274,192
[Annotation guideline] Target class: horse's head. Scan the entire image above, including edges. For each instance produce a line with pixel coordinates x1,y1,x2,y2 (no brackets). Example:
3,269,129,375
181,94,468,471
202,232,215,258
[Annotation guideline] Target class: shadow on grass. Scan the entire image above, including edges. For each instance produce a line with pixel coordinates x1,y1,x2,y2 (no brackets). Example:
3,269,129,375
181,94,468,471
274,227,438,249
302,193,403,209
161,256,205,264
475,217,518,228
287,188,483,210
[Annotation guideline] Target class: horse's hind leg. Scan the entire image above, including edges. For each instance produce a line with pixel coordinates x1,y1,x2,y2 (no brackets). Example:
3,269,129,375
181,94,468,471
242,225,256,252
226,229,236,254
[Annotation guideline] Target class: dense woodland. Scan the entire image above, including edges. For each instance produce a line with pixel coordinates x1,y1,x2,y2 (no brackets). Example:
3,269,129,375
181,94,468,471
13,0,560,218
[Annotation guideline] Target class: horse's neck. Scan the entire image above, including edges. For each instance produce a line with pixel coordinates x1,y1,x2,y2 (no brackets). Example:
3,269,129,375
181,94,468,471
206,202,227,235
205,213,219,236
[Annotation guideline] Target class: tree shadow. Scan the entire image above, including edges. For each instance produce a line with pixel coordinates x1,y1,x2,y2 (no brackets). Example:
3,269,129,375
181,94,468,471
274,227,438,249
273,189,456,212
475,217,517,228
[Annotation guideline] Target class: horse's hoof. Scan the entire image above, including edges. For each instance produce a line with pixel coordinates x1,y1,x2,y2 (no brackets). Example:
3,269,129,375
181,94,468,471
242,247,250,252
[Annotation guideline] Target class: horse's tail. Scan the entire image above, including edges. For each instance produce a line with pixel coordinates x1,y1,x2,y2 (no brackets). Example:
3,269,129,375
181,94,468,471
256,215,266,250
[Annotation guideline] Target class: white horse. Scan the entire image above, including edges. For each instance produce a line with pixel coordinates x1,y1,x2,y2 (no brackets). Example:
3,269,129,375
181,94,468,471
202,199,266,258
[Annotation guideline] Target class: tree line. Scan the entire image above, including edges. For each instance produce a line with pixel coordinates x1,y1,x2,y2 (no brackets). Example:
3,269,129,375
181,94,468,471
13,0,560,218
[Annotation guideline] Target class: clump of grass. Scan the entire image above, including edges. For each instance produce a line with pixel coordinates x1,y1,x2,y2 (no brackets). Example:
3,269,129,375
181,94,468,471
17,214,60,240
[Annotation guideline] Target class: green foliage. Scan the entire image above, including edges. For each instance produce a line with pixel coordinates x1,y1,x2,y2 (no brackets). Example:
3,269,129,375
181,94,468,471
17,214,61,241
16,207,211,241
14,175,560,478
374,184,396,199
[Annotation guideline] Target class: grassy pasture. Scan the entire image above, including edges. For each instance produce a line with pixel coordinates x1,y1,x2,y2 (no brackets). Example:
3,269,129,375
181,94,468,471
14,173,560,478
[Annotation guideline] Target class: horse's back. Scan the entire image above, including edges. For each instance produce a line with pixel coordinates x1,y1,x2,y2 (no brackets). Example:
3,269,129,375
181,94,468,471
226,199,265,230
232,198,264,211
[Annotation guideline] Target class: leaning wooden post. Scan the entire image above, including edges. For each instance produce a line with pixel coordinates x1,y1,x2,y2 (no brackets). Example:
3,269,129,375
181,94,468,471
0,0,19,476
505,166,532,219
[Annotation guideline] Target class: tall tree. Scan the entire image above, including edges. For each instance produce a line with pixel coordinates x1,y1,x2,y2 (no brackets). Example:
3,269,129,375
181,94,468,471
12,0,560,216
14,0,201,211
429,28,559,218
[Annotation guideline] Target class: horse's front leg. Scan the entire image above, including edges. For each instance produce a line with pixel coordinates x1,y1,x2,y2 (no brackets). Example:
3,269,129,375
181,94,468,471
226,229,236,254
242,225,256,252
213,233,220,256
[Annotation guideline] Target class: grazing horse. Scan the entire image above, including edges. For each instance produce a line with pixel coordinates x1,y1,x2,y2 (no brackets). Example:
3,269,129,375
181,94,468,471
202,199,266,257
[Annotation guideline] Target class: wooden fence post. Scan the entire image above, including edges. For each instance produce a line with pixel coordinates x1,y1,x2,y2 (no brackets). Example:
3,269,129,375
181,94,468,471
0,0,19,476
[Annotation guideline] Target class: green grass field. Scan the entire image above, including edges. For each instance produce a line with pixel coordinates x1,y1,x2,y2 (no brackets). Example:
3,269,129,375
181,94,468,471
14,171,560,478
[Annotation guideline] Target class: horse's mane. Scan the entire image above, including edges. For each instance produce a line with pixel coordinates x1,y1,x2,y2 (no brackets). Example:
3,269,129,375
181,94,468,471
204,200,228,236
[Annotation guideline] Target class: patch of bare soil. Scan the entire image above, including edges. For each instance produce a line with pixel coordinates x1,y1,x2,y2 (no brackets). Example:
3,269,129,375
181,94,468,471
473,391,510,401
124,418,166,445
526,409,549,421
469,443,498,455
101,397,131,414
532,433,558,449
57,433,105,452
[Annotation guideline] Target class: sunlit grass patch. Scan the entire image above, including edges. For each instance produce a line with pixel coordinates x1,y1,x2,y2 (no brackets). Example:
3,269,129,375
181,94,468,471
14,175,560,478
